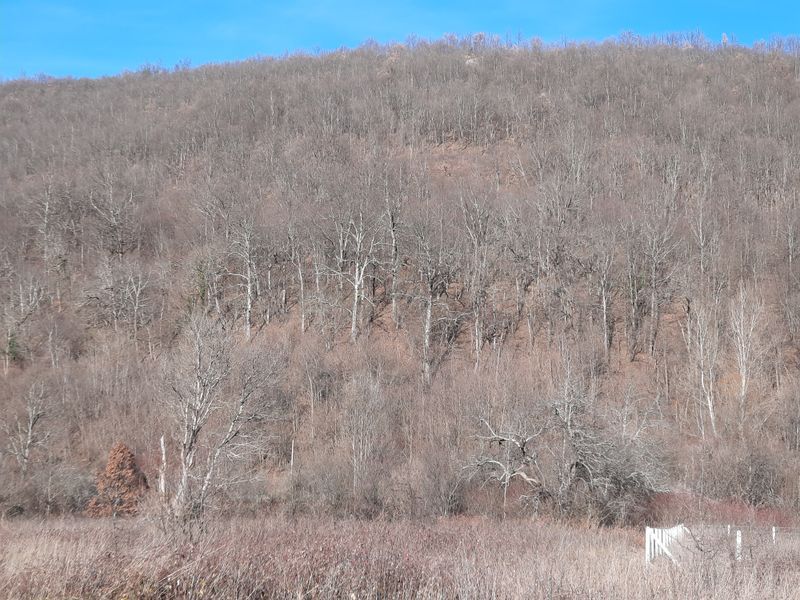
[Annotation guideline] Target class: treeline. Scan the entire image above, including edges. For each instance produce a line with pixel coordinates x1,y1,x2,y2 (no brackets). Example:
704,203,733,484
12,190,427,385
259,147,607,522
3,35,800,524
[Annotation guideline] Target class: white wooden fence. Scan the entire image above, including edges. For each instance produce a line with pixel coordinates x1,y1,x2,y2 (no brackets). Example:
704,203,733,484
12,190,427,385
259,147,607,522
646,524,784,566
645,524,688,565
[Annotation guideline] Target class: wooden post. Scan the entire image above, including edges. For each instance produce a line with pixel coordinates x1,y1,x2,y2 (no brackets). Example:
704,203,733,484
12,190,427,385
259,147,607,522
736,530,742,561
772,526,777,544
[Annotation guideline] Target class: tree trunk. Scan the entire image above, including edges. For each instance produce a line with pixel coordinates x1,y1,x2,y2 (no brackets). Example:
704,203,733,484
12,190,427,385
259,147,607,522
422,290,433,385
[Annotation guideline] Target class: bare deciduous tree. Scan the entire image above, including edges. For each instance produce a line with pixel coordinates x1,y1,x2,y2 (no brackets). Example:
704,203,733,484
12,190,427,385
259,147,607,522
4,383,49,479
228,217,260,340
682,299,721,437
164,313,285,524
468,419,546,519
729,283,764,435
413,218,460,385
461,191,495,367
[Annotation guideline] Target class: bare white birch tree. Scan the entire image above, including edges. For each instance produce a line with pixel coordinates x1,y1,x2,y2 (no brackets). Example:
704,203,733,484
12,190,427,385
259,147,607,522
590,228,616,360
346,210,379,342
228,217,260,340
461,193,494,367
164,313,284,525
682,300,721,437
123,267,150,351
324,208,380,342
729,283,764,435
4,383,49,480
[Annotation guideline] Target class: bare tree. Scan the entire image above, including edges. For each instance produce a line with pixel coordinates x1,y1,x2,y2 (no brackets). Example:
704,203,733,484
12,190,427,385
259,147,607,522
553,367,664,524
413,218,460,385
1,269,44,372
342,371,390,505
4,383,49,479
729,283,764,435
589,227,617,360
384,190,403,329
642,209,678,358
461,191,495,367
682,299,721,437
622,221,647,361
288,224,309,334
164,313,284,524
228,217,260,340
499,203,538,345
468,419,546,519
89,164,137,260
344,210,381,342
83,258,150,346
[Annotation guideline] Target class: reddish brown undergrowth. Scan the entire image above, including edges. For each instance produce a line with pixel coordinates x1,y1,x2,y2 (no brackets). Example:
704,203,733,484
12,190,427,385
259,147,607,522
648,492,797,528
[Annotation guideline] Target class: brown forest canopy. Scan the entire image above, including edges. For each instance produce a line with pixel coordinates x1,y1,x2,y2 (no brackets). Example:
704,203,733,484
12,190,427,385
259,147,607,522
3,35,800,522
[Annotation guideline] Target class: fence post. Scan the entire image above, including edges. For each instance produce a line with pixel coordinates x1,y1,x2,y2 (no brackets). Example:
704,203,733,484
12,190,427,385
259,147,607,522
772,526,777,544
735,530,742,561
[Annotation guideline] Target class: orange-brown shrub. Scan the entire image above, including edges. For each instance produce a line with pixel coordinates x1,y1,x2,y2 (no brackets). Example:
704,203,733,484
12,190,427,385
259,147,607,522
85,443,149,517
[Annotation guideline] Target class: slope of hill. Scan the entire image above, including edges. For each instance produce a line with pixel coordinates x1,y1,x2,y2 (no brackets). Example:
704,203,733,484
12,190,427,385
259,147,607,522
3,36,800,524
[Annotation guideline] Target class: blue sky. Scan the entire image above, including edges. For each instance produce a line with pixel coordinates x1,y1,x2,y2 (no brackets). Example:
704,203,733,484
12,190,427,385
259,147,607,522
2,1,799,80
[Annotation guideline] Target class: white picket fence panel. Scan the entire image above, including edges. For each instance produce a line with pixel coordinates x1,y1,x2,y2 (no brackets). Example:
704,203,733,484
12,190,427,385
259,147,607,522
646,524,789,567
645,524,688,565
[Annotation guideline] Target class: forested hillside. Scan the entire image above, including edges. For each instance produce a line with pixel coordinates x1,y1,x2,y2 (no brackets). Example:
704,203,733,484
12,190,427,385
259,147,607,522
3,35,800,524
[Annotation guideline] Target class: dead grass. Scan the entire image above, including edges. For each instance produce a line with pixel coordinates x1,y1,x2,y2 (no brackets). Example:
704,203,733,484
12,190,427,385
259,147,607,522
1,516,800,598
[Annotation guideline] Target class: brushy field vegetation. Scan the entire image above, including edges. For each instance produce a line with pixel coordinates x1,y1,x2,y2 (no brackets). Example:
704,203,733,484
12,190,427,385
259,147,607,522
2,516,799,599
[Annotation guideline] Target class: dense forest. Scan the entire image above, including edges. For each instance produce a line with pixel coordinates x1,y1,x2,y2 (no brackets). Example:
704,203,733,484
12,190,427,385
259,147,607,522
3,34,800,526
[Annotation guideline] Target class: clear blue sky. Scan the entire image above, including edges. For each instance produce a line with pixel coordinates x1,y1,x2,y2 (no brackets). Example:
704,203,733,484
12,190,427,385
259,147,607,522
2,1,799,80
